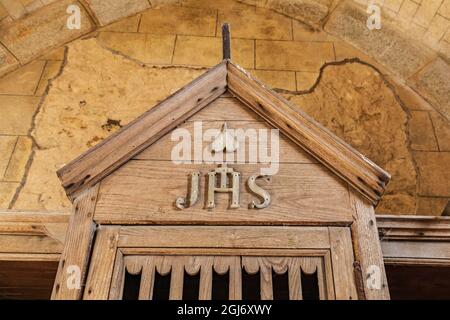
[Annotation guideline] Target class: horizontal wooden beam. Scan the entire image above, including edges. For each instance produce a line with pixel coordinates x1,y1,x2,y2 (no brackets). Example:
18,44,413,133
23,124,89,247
1,212,449,266
0,210,70,260
377,215,450,241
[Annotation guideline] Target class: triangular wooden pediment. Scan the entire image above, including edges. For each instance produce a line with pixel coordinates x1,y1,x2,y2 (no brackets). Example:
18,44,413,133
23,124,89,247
57,60,390,206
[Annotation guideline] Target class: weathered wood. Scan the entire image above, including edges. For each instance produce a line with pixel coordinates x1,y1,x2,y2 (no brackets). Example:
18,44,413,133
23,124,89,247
0,253,61,261
169,258,184,300
108,249,125,300
329,227,358,300
0,211,69,258
190,96,262,122
134,120,316,164
83,226,120,300
288,258,302,300
117,226,331,249
377,215,450,241
349,190,390,300
57,62,228,199
259,258,274,300
222,23,231,60
4,214,448,267
199,257,214,300
75,223,360,300
95,161,353,225
227,256,242,300
378,215,450,267
382,241,450,261
119,248,330,258
138,257,156,300
227,61,390,206
51,185,99,300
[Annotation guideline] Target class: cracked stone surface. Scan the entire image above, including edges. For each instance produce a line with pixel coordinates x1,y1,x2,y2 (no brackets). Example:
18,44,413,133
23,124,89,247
12,38,420,215
286,62,418,214
12,38,204,210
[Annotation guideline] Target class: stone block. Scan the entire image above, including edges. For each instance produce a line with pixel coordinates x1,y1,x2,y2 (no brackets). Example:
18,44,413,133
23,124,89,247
0,60,45,95
0,135,17,178
0,0,94,63
0,96,40,135
325,1,435,78
409,111,438,151
140,5,216,36
85,0,149,25
0,42,19,77
414,151,450,197
251,69,296,91
173,35,254,68
97,32,175,64
256,40,334,72
4,136,32,182
408,58,450,122
217,5,292,40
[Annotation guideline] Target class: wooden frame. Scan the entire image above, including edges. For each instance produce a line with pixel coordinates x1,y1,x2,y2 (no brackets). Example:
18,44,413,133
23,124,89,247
0,210,69,262
3,213,448,267
349,191,389,300
83,225,358,300
378,215,450,267
51,185,99,299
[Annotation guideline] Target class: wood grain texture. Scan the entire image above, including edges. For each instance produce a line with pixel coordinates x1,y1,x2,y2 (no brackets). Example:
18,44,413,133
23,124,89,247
349,190,390,300
0,211,69,258
94,161,353,225
227,61,390,206
0,261,58,300
381,241,450,261
190,96,262,122
108,249,125,300
377,215,450,241
83,226,120,300
134,120,316,164
329,227,358,300
117,226,331,249
51,186,99,300
104,253,336,300
57,62,228,199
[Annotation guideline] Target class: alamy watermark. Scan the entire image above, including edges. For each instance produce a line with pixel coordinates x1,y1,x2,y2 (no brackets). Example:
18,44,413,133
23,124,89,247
66,4,81,30
170,122,280,175
367,2,382,30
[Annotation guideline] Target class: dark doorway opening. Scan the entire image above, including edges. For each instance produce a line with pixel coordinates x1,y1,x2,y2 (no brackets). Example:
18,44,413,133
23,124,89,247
386,265,450,300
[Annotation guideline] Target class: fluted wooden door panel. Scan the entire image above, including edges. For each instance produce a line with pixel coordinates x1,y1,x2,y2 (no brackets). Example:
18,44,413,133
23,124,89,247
84,226,358,300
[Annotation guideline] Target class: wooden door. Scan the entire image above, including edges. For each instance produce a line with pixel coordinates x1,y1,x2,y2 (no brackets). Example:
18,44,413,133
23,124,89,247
83,226,358,300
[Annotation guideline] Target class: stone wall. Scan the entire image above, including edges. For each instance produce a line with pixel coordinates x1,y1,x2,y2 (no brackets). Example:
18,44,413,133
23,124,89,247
0,0,449,216
1,1,450,75
354,0,450,59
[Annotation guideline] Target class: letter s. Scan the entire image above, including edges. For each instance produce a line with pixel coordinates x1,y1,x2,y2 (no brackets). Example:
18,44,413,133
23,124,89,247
247,174,271,209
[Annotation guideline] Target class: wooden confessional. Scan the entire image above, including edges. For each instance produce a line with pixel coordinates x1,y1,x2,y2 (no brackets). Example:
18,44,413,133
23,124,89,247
51,25,391,300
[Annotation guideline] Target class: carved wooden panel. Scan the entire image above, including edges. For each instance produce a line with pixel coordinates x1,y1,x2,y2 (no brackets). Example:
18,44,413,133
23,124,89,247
84,226,358,300
109,254,332,300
